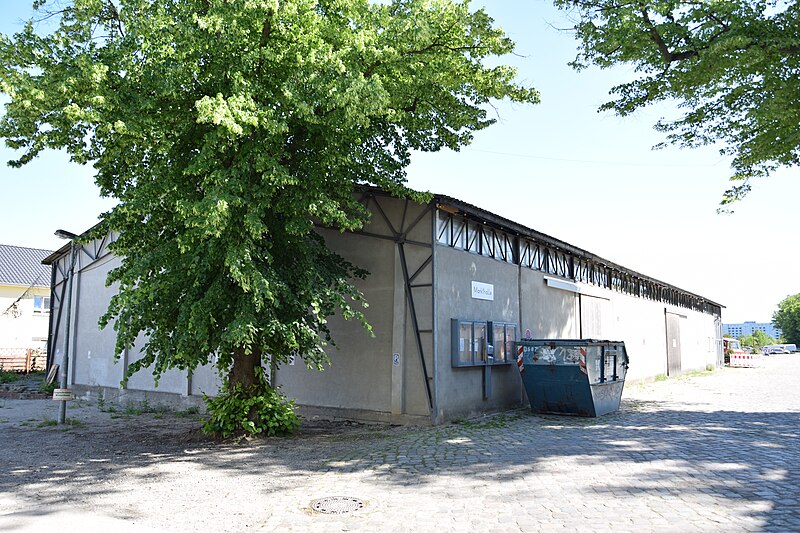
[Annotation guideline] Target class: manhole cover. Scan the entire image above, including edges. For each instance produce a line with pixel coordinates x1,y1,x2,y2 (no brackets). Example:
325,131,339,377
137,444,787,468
310,496,365,514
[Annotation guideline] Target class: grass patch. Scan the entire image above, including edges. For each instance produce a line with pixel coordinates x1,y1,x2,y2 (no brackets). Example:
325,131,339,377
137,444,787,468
123,401,150,415
454,412,523,430
654,374,668,382
176,406,200,418
98,397,202,420
114,399,171,417
0,369,22,384
31,417,83,428
677,367,716,380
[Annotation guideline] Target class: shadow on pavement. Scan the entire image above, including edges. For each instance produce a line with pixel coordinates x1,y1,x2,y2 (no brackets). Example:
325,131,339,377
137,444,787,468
1,398,798,531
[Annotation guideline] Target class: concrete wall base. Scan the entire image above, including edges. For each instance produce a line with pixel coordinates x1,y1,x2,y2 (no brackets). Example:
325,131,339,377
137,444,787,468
436,399,526,425
71,384,434,426
72,385,208,412
296,404,432,426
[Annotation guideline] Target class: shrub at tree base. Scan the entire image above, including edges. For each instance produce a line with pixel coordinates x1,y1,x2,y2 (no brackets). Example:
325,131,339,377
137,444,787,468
203,370,299,438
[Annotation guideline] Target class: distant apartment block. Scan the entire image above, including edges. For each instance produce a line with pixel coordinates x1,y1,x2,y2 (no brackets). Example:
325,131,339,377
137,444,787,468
723,321,782,340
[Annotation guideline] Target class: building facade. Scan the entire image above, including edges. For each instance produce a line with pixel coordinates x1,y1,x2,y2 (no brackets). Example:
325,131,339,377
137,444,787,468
44,190,724,424
1,244,53,370
723,321,782,340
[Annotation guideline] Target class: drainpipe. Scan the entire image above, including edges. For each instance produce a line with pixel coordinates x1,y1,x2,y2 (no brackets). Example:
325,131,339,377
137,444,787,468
54,229,79,425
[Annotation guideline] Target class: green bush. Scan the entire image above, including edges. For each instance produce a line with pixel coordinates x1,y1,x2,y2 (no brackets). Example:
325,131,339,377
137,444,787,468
39,380,57,395
203,370,299,438
0,369,21,384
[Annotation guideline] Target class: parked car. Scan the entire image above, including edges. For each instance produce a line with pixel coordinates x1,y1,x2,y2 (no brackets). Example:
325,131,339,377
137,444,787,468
762,345,789,355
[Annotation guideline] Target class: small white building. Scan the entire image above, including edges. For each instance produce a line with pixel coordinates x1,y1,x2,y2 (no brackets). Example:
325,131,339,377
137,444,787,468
44,189,723,424
0,244,53,370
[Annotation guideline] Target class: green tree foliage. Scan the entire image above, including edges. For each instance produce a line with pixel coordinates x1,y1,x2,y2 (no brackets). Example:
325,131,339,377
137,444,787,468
554,0,800,205
737,335,754,351
773,294,800,345
752,329,776,347
739,329,776,351
0,0,538,435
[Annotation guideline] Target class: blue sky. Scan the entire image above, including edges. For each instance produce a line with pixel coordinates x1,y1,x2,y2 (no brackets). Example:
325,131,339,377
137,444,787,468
1,0,798,324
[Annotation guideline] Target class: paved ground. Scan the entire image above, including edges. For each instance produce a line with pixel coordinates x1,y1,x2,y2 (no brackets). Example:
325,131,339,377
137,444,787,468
1,354,799,532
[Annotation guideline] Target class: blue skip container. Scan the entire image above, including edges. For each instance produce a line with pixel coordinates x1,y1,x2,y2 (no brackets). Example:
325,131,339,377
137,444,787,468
516,339,629,417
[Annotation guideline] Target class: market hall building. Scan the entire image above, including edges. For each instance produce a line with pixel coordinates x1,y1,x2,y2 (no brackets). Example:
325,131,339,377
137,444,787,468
43,188,724,425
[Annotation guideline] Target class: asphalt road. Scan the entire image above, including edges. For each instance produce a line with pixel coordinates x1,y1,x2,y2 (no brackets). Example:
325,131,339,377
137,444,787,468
1,354,798,532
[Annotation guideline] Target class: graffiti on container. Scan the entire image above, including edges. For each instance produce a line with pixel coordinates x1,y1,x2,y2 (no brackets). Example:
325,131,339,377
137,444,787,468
535,346,557,364
561,348,582,365
521,345,537,364
593,381,623,402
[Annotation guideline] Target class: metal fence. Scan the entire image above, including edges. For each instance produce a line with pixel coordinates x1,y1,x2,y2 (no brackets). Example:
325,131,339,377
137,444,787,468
0,348,46,372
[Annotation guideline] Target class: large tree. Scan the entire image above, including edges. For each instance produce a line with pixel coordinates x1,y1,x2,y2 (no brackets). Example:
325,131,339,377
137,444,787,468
0,0,537,435
554,0,800,206
773,294,800,345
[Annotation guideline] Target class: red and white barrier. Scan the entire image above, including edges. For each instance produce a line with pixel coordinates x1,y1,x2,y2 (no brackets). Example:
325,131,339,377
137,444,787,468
728,353,763,368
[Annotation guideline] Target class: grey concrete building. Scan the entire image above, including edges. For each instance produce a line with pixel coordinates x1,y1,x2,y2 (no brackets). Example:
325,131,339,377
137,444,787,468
44,188,724,424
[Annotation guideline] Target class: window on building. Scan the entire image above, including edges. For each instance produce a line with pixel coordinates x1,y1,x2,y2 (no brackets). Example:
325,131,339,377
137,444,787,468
452,319,515,367
473,322,486,363
492,322,517,363
457,321,472,365
33,296,50,314
493,323,506,362
453,320,486,367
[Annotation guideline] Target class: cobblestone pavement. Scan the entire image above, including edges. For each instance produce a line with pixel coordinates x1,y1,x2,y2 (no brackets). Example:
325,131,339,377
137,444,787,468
1,355,799,532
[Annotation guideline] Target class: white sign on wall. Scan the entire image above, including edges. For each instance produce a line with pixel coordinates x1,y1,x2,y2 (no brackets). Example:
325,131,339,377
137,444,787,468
471,281,494,301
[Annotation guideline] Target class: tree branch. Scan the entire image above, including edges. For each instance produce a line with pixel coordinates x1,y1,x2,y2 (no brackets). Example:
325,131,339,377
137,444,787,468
105,1,125,38
641,9,697,63
256,10,274,76
259,13,272,48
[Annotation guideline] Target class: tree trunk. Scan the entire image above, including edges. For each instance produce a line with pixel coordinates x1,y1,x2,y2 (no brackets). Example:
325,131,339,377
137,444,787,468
228,346,262,391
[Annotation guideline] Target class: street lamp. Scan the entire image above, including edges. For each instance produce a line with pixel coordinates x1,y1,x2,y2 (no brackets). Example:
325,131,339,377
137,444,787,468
54,229,79,424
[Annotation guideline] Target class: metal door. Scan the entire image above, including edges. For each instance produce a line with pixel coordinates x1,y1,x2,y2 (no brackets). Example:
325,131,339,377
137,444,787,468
580,294,611,339
665,311,682,376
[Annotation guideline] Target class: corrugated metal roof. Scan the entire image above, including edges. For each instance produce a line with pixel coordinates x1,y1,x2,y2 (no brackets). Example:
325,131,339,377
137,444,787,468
0,245,53,288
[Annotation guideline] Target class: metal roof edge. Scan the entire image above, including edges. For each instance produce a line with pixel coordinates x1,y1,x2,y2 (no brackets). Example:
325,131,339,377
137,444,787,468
41,221,107,265
429,192,724,310
42,243,72,265
41,186,723,310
